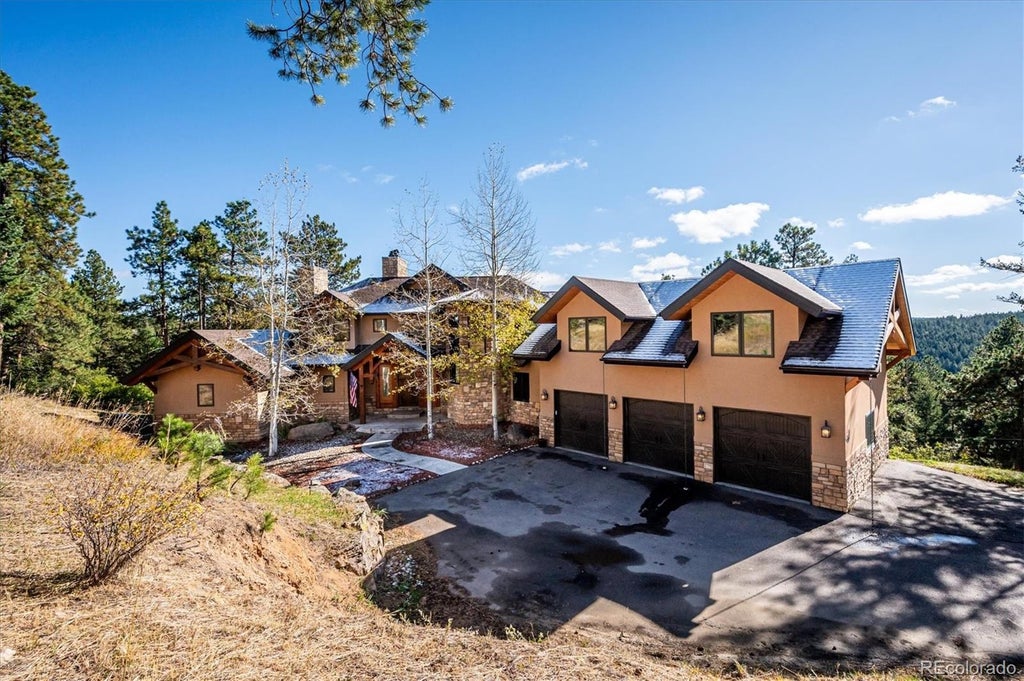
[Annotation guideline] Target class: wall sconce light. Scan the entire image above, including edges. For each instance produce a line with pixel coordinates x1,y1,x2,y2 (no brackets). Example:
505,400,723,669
540,389,549,401
696,407,706,422
821,420,832,438
608,396,618,410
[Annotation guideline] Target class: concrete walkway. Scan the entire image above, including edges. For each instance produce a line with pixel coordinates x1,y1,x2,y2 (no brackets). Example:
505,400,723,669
356,417,467,476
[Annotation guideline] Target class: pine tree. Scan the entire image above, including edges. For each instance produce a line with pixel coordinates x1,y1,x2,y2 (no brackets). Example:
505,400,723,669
774,223,834,268
0,69,91,385
283,214,361,289
215,199,267,329
701,239,782,275
126,201,182,345
177,220,226,330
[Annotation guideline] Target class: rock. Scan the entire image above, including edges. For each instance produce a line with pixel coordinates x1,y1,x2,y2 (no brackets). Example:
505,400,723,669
331,488,385,576
0,648,14,666
308,483,332,496
286,421,334,441
262,472,291,488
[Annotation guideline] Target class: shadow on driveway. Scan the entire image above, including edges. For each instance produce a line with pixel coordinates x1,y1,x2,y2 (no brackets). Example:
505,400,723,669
375,449,1023,667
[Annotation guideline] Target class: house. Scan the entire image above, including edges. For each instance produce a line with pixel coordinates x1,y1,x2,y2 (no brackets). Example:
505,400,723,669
509,258,915,512
124,253,541,441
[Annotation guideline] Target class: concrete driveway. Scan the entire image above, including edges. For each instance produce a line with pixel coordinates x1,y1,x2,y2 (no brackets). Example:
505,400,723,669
378,448,1023,665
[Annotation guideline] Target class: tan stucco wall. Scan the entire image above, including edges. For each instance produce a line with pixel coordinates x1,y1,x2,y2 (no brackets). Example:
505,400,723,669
311,367,352,423
153,364,254,419
356,315,395,345
845,375,887,458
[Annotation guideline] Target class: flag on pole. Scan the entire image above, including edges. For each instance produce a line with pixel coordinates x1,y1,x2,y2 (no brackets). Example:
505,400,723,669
349,372,358,408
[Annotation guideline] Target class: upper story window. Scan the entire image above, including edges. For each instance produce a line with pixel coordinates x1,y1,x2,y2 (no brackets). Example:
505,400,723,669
569,317,606,352
334,318,351,344
711,311,773,357
372,318,387,333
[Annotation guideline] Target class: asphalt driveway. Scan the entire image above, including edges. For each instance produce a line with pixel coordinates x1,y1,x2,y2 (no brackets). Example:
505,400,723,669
378,448,1023,665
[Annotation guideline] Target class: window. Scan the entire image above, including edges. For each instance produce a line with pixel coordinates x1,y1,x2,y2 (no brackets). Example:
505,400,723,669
334,318,351,344
866,410,876,449
569,317,606,352
512,372,530,402
711,311,773,357
372,318,387,333
197,383,215,407
322,374,336,393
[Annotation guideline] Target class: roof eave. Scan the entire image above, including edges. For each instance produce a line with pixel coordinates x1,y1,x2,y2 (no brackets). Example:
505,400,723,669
780,364,879,379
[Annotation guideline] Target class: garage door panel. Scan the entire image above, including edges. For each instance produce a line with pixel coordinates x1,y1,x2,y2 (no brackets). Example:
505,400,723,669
714,407,811,500
555,390,606,455
624,399,693,475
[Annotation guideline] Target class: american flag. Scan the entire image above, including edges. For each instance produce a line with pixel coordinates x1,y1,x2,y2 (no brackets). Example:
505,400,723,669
348,372,358,408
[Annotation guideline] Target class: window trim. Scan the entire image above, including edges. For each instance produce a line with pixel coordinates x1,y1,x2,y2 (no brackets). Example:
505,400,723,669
711,310,775,358
568,316,607,352
372,318,387,333
197,383,215,407
322,374,336,393
512,371,530,403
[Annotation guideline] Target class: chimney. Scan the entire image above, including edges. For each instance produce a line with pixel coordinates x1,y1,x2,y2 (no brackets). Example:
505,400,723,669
312,266,329,294
382,249,408,278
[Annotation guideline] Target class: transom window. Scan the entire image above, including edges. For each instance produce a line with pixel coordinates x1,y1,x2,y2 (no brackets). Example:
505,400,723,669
711,311,774,357
569,317,607,352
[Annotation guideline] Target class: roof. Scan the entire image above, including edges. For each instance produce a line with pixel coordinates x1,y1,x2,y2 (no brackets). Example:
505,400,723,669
601,319,698,367
780,258,906,376
534,276,659,323
337,267,541,313
661,259,843,320
511,323,561,362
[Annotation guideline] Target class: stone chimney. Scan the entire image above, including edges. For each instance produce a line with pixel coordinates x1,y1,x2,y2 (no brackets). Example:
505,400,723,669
311,266,329,294
382,249,408,278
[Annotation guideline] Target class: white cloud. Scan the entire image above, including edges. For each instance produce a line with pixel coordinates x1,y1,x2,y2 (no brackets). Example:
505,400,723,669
886,95,957,122
516,158,588,182
669,202,771,244
985,254,1024,268
922,277,1024,297
850,241,873,251
785,216,818,229
647,186,706,205
550,242,591,257
906,264,982,287
341,171,359,184
593,207,608,214
375,173,395,185
859,191,1011,224
827,218,846,229
631,236,666,249
630,252,695,280
527,271,568,290
598,240,621,253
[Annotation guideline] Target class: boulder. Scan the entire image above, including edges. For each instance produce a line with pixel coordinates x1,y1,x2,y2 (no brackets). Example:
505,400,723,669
262,471,291,488
286,421,334,441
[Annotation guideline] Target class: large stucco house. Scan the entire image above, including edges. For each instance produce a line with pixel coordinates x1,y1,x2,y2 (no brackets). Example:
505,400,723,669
123,253,541,440
508,258,915,512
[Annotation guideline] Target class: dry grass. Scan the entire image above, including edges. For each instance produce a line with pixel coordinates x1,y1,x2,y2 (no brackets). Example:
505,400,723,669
1,392,920,680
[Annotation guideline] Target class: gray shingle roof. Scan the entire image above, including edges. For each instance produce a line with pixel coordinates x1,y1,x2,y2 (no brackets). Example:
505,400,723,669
601,319,697,367
781,259,903,376
512,323,561,361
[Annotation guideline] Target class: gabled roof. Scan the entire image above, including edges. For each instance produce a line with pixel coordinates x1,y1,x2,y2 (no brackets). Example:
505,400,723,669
661,259,843,320
534,276,658,323
780,258,912,376
337,267,541,314
601,319,698,367
511,323,561,362
122,329,291,386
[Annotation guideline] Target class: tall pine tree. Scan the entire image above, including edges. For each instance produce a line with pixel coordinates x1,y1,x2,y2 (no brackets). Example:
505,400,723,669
215,199,267,329
177,220,225,330
126,201,182,346
283,214,361,289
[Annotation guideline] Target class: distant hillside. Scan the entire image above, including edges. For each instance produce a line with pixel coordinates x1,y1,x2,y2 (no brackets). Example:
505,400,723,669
913,311,1024,372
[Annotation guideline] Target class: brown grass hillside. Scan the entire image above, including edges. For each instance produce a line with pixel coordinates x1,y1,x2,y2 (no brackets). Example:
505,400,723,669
0,393,909,680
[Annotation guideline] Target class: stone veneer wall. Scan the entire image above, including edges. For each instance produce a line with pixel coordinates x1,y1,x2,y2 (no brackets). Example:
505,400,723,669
608,428,623,462
811,462,847,511
845,423,890,510
316,404,351,425
539,415,554,446
165,411,265,443
508,400,540,428
448,380,511,426
694,442,714,483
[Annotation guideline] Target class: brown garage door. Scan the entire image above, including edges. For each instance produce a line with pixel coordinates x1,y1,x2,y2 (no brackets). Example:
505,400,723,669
714,407,811,500
624,399,694,475
555,390,606,455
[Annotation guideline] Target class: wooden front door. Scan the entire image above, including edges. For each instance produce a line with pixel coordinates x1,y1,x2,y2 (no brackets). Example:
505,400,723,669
377,363,398,408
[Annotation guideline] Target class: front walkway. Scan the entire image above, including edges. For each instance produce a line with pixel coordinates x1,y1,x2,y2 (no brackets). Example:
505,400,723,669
359,423,467,476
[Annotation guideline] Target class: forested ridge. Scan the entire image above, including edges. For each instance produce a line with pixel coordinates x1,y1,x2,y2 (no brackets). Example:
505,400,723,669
913,312,1024,372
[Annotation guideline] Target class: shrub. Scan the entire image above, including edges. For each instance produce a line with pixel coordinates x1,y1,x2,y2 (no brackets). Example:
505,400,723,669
184,430,232,499
233,453,268,499
154,414,196,465
51,462,198,585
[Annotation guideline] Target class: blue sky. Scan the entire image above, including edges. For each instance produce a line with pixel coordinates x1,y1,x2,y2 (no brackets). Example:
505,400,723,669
3,0,1022,317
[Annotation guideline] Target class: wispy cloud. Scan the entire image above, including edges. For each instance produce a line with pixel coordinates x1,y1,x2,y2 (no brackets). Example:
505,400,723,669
593,207,608,214
631,252,695,280
341,171,359,184
527,270,568,290
906,264,983,287
827,218,846,229
550,242,591,257
785,216,818,229
647,186,706,205
517,158,588,182
859,191,1011,224
598,240,621,253
922,277,1024,298
670,202,771,244
375,173,395,185
631,236,666,249
850,241,873,251
886,95,957,122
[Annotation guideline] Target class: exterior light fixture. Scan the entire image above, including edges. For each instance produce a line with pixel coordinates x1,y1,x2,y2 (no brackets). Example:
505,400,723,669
541,389,549,401
608,396,618,410
821,420,832,438
696,407,706,422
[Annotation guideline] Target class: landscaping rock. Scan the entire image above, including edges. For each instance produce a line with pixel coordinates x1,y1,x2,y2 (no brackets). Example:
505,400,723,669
308,483,333,496
287,422,334,441
262,471,291,488
333,488,385,576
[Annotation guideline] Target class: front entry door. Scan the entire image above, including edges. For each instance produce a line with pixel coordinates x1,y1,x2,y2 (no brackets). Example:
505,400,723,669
377,363,398,408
